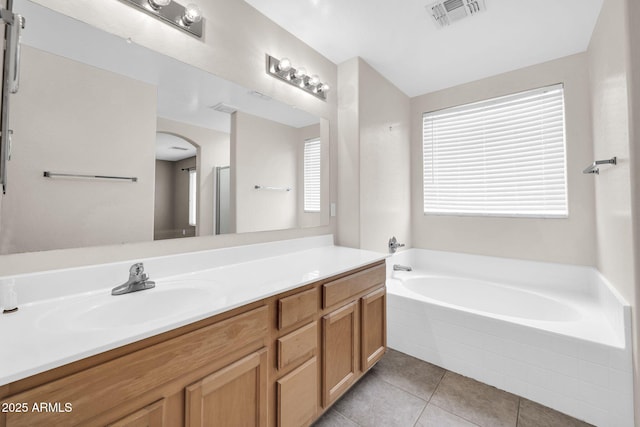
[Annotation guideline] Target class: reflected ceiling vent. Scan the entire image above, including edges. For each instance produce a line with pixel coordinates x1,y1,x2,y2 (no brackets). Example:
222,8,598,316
248,90,272,101
170,146,189,151
210,102,238,114
427,0,486,28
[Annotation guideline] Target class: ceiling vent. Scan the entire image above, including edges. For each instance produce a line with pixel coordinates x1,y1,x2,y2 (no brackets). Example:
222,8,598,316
427,0,486,28
210,102,238,114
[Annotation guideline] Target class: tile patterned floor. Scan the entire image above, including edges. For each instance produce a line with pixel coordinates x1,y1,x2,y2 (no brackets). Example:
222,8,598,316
312,349,593,427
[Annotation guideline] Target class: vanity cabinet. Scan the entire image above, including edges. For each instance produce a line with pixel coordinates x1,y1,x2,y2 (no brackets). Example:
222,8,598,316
276,357,318,427
320,264,386,408
274,289,320,427
0,261,386,427
185,348,268,427
322,301,358,406
361,287,387,371
0,305,269,427
108,399,166,427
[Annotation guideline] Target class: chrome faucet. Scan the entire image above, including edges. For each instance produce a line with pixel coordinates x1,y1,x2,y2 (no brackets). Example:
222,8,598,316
393,264,412,272
388,236,405,254
111,263,155,296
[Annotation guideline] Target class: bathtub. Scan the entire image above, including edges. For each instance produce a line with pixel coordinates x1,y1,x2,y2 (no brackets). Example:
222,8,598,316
386,249,634,427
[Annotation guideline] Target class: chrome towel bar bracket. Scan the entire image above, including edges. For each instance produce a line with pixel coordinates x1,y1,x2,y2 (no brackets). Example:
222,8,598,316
583,157,617,175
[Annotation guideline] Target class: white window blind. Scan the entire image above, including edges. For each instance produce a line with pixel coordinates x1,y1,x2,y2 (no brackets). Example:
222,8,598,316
304,138,321,212
189,169,197,226
423,84,568,218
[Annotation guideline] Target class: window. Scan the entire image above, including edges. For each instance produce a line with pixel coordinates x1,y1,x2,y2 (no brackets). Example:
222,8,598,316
303,138,321,212
189,169,197,226
422,84,568,218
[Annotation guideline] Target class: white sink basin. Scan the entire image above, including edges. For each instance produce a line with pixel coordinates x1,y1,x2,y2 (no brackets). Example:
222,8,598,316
37,282,218,331
76,288,213,329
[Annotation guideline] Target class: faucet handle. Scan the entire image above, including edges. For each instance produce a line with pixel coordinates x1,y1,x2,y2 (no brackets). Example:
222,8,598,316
388,236,405,253
129,262,145,277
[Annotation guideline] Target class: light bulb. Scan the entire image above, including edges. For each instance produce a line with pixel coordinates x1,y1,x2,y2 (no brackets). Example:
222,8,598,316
148,0,171,9
277,58,292,72
182,3,202,26
308,74,320,87
319,83,330,93
294,67,307,79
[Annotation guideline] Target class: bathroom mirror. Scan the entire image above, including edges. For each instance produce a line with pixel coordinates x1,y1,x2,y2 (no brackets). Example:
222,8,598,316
0,0,329,254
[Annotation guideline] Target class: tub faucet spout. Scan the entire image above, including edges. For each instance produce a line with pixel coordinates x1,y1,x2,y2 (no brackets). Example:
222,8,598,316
393,264,412,272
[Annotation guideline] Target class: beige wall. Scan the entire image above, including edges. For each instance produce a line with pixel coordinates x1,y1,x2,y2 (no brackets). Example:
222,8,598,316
590,0,639,423
336,58,411,253
359,60,411,252
627,0,640,421
410,53,597,266
0,45,156,254
0,0,336,275
337,58,361,248
156,118,230,237
154,160,174,239
588,0,635,306
232,111,298,233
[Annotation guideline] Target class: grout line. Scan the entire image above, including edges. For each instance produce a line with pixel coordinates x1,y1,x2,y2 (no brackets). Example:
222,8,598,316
515,397,521,427
412,403,429,427
370,370,430,404
332,407,364,427
429,402,483,427
429,368,448,401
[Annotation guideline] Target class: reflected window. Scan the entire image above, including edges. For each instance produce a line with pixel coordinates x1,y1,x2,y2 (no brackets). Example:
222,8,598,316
189,169,197,226
304,138,321,212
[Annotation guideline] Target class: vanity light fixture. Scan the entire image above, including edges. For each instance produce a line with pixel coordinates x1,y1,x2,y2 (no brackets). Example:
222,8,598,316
120,0,204,38
266,54,330,101
148,0,171,10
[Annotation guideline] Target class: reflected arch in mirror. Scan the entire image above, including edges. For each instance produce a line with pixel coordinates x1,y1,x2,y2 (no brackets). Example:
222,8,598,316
154,132,198,241
155,118,231,239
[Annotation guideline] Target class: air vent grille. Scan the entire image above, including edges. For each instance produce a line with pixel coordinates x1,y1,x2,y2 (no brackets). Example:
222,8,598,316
210,102,238,114
427,0,485,27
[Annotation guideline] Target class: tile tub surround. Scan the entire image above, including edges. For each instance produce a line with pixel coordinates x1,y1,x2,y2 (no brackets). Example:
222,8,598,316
386,249,634,427
0,235,386,385
313,349,593,427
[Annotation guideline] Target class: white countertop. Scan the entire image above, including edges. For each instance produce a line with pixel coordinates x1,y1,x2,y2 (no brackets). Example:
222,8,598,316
0,236,386,386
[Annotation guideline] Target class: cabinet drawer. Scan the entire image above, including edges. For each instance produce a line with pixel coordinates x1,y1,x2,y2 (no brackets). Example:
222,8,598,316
277,357,318,427
322,263,385,308
277,322,317,371
278,288,318,330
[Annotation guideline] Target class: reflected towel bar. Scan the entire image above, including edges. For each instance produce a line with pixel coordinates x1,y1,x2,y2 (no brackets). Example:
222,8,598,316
254,184,291,192
583,157,616,175
43,171,138,182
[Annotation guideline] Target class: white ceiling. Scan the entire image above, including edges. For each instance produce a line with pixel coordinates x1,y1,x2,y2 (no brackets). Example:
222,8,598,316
156,133,198,161
244,0,604,97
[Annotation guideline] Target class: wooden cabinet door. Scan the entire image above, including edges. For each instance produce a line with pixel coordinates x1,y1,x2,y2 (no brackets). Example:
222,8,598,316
321,301,357,407
185,348,268,427
107,399,165,427
361,287,386,371
277,356,318,427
